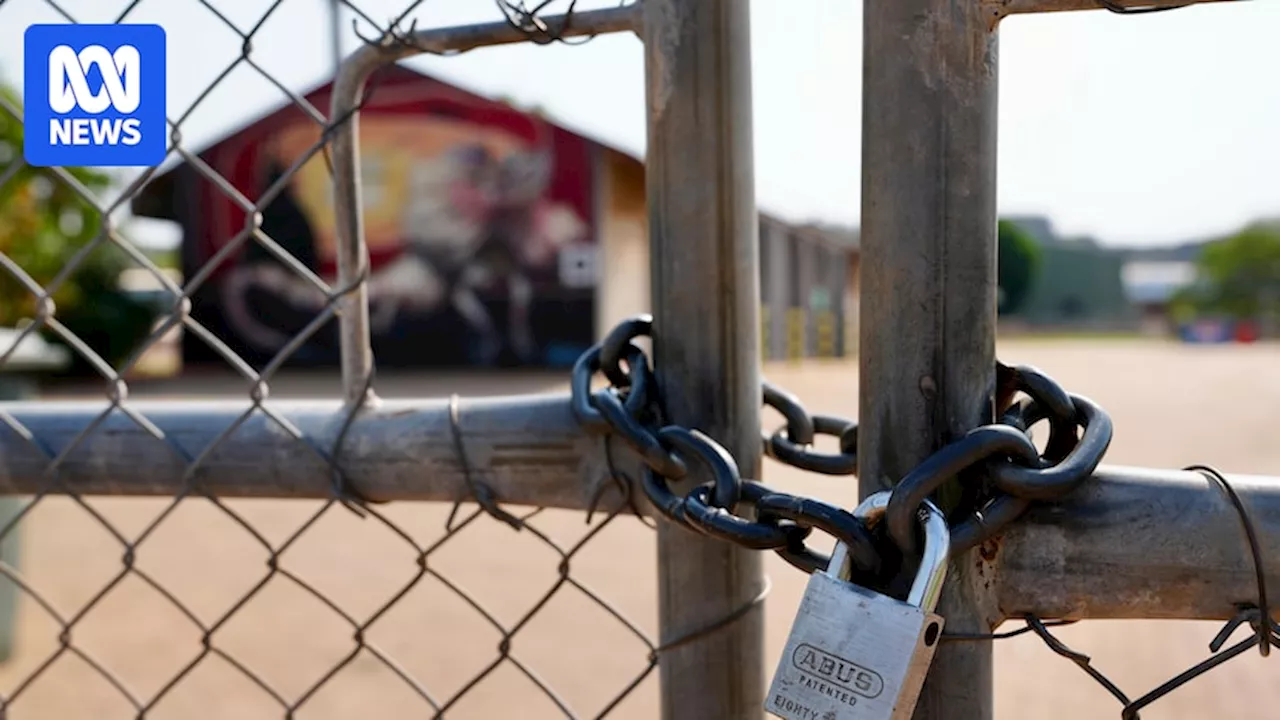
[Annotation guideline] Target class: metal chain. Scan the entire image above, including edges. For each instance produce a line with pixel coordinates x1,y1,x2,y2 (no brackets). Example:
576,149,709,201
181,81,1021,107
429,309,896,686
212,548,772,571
763,380,858,476
575,317,1276,716
885,366,1114,558
574,315,882,579
572,316,1115,592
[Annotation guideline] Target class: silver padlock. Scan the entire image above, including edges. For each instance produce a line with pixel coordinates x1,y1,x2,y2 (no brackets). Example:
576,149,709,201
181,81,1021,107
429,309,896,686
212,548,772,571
765,490,950,720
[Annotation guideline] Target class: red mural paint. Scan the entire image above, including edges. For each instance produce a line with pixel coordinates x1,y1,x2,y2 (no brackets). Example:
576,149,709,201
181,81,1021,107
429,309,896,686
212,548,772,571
172,66,600,369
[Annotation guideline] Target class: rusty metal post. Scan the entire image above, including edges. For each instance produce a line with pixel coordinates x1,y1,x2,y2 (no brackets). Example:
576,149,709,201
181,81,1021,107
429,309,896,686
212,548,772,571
859,0,1001,718
641,1,766,717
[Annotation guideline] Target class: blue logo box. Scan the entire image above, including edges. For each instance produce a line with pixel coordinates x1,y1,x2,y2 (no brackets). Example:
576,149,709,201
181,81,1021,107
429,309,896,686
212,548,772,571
23,23,167,167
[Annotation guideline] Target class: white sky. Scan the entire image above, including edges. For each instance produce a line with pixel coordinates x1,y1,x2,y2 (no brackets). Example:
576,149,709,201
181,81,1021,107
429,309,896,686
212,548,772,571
1,0,1277,249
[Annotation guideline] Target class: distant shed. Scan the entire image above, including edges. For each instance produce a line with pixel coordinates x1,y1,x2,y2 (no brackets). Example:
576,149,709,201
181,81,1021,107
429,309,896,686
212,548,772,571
131,64,859,370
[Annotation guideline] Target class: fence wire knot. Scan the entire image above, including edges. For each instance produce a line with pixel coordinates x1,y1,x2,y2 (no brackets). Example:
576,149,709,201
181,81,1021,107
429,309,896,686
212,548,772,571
445,394,524,532
494,0,623,46
349,0,619,56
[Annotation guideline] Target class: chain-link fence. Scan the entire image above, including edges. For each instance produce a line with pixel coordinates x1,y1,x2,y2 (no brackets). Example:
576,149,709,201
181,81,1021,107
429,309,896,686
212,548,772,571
0,1,672,717
0,0,1275,718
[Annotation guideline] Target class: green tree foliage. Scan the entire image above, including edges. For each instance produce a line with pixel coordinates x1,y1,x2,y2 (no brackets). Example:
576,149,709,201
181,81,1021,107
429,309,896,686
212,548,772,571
1174,221,1280,321
998,219,1043,315
0,84,158,375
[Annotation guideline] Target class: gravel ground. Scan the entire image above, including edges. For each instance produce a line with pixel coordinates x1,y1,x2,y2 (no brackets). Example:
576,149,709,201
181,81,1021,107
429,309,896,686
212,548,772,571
2,338,1278,719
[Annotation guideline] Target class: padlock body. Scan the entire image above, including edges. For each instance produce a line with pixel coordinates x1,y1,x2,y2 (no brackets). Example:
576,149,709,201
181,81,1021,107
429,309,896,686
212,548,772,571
766,572,944,720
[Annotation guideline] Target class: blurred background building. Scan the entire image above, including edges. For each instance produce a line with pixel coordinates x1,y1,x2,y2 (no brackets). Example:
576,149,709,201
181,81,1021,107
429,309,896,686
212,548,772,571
129,66,861,372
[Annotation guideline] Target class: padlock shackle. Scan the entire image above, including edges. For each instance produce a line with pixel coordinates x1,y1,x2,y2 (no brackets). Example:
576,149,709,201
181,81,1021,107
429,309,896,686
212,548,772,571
828,491,951,610
908,498,950,610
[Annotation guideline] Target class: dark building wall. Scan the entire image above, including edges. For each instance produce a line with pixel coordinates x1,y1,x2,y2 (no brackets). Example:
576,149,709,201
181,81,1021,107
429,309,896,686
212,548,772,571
1018,241,1137,328
150,68,602,371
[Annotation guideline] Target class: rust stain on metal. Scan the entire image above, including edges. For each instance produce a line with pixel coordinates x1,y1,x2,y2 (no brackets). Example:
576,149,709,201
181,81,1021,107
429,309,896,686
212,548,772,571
976,536,1001,590
979,0,1010,30
908,6,997,99
978,537,1000,563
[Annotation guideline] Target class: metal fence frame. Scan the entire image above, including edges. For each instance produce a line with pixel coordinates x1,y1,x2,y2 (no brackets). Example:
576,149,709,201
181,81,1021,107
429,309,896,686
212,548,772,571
0,0,1270,718
860,1,1249,716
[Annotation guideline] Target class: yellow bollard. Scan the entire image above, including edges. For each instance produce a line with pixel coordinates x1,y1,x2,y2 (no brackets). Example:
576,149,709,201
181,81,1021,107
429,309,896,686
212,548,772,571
815,310,835,358
786,308,805,362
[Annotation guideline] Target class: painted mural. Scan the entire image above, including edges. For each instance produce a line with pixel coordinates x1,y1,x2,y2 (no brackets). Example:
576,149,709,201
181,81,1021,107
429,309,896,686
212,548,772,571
187,72,599,369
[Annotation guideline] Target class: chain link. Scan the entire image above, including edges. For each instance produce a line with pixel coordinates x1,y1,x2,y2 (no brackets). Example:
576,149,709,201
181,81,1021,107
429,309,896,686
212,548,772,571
574,316,1116,592
578,315,886,580
577,317,1279,715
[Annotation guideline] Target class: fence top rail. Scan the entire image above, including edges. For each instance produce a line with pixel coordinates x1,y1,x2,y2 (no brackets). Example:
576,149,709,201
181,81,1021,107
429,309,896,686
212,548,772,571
2,388,1278,630
998,463,1280,623
0,393,633,510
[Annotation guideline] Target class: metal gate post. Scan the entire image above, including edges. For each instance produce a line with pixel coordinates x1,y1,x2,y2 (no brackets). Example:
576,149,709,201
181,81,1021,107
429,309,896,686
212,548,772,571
859,0,1001,718
641,1,766,717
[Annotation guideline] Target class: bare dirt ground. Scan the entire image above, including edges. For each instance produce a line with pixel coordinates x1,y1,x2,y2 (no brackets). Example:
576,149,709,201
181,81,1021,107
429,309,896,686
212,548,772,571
3,338,1279,719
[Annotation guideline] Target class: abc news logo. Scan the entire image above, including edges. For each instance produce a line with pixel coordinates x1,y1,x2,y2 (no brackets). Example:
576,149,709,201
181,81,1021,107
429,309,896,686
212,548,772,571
23,24,167,167
47,44,144,147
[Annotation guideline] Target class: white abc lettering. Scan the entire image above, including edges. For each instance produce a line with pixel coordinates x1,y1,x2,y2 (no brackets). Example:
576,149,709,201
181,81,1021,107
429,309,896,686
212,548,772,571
49,118,143,146
47,44,142,115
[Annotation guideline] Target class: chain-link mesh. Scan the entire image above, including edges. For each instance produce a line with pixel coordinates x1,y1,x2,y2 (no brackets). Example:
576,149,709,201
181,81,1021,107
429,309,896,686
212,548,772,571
2,0,1272,718
0,1,664,717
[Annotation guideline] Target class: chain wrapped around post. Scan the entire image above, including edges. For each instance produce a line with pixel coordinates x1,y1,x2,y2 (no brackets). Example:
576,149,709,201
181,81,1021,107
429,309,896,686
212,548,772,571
572,315,1116,592
575,315,1279,718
